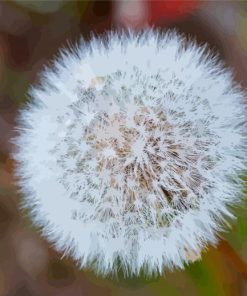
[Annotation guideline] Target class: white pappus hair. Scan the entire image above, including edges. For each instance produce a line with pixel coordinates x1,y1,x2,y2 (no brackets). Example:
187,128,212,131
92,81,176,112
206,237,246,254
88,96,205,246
13,29,247,277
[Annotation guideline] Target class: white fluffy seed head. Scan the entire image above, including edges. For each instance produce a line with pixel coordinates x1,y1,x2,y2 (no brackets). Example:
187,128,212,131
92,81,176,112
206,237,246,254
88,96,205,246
13,29,247,277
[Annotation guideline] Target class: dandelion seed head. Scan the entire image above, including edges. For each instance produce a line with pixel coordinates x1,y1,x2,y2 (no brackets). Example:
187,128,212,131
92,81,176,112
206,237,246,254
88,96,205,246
14,30,247,277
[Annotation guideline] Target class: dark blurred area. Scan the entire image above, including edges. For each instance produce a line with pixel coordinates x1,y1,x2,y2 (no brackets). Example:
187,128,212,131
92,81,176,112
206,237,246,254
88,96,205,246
1,1,247,295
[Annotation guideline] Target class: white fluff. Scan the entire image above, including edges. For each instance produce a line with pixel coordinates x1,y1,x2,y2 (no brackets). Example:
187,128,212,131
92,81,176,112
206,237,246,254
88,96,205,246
13,29,247,277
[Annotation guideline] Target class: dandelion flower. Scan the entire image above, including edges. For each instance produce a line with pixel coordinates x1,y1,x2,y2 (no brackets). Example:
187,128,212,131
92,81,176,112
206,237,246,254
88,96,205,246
14,30,246,277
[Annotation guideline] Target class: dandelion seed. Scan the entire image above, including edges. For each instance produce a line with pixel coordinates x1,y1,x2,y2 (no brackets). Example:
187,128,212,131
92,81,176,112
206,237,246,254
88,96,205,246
13,30,246,277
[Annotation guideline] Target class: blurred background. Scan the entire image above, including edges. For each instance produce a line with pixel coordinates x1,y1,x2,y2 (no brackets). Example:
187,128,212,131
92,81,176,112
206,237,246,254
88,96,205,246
1,1,247,295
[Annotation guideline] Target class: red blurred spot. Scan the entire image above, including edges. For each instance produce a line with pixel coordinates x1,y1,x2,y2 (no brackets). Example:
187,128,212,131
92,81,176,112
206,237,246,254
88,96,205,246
148,0,199,23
